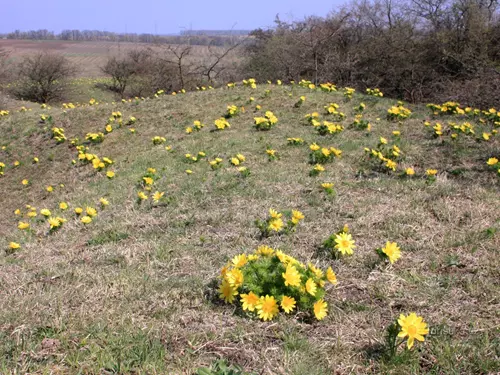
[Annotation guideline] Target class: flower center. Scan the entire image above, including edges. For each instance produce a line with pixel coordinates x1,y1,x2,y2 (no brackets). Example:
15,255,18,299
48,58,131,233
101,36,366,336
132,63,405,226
408,325,417,336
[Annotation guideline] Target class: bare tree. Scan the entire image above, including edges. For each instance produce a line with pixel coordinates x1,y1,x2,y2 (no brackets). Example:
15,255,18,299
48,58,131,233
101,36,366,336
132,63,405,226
196,40,245,83
157,45,194,89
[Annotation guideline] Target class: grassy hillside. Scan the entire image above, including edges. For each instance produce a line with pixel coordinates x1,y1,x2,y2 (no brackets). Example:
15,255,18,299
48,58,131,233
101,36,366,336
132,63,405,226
0,84,499,374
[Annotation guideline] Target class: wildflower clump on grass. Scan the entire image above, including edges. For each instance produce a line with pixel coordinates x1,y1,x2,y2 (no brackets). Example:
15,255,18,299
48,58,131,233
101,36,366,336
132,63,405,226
366,88,383,97
51,127,66,143
225,105,239,119
209,157,224,170
324,103,346,120
254,111,278,131
310,164,325,177
294,96,306,108
309,143,342,165
287,137,304,146
320,82,337,92
242,78,257,89
186,120,204,134
314,120,344,136
152,136,166,145
85,132,105,144
364,137,402,173
426,169,438,183
322,225,355,258
486,157,499,176
387,102,412,121
266,149,278,161
214,117,231,131
343,87,355,101
321,182,335,196
255,208,304,237
218,245,336,321
351,114,371,131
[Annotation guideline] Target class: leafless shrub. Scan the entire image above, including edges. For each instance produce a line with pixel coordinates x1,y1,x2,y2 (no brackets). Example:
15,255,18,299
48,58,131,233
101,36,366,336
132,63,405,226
13,52,76,103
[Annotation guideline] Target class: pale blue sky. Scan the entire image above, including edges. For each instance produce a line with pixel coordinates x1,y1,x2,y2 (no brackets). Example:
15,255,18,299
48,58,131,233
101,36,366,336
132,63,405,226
1,0,343,34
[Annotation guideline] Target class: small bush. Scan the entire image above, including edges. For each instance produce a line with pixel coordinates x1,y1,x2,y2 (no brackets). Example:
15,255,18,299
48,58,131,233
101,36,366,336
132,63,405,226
14,52,75,103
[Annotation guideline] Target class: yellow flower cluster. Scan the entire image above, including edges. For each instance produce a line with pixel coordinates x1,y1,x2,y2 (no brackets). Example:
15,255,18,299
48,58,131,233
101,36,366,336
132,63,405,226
366,88,384,97
186,120,204,134
242,78,257,89
287,137,304,145
254,111,278,131
343,87,356,100
387,102,412,120
214,117,231,130
219,246,336,321
324,103,346,120
152,136,167,145
51,127,66,143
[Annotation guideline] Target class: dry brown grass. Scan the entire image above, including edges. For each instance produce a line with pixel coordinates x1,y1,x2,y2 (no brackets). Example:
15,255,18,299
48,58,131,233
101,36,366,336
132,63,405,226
0,40,242,78
0,85,499,374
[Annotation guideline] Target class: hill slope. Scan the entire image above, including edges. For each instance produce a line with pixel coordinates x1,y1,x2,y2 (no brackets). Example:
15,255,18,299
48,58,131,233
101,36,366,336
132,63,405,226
0,85,499,374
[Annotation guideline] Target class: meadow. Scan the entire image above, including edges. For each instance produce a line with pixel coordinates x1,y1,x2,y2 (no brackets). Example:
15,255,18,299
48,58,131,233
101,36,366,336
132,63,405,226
0,81,499,374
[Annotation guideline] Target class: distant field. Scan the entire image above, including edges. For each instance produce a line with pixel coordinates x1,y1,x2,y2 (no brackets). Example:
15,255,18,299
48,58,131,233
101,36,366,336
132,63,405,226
0,40,240,78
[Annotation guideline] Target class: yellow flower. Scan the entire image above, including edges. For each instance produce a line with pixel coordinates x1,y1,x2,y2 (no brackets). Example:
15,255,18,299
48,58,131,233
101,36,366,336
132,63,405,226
99,198,109,206
22,179,29,185
397,313,429,349
321,182,334,189
380,137,388,144
48,217,61,228
426,169,438,176
305,278,317,296
326,267,337,284
18,222,30,230
268,218,284,232
106,171,115,179
256,245,274,256
291,210,304,224
232,254,248,268
86,207,97,217
240,292,260,311
392,131,401,136
406,167,415,176
282,264,301,287
313,164,325,172
231,157,240,166
382,241,401,264
256,295,279,321
74,207,83,215
266,149,276,156
59,202,68,210
152,191,164,202
334,232,356,255
185,169,193,174
40,209,51,217
310,143,320,151
269,208,282,219
143,177,154,186
281,296,296,313
219,279,237,303
81,216,92,224
9,242,21,250
226,268,244,288
138,191,148,200
46,186,54,192
313,299,328,320
27,211,37,218
487,157,498,166
14,209,21,215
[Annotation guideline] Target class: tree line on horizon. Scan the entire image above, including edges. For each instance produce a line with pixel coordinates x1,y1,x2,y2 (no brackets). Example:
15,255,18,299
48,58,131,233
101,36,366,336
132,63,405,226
1,29,247,46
